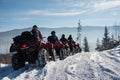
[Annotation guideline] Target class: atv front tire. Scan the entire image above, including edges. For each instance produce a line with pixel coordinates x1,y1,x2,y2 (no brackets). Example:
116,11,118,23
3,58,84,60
12,53,25,70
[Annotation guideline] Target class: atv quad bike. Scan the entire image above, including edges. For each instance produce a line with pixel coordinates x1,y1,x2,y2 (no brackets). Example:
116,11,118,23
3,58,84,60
10,31,49,70
46,43,57,61
54,42,66,60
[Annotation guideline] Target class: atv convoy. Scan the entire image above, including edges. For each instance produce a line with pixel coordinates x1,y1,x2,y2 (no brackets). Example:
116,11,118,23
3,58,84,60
10,31,82,70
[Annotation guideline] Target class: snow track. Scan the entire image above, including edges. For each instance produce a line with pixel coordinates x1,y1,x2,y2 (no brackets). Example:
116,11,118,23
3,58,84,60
0,49,120,80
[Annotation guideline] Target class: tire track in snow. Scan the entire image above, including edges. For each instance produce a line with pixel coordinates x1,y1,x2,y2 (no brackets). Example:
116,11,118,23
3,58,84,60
0,65,14,79
1,65,29,80
90,51,120,79
89,52,120,80
106,50,120,63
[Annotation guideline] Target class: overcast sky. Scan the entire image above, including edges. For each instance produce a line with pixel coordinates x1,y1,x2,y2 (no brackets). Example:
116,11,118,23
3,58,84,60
0,0,120,31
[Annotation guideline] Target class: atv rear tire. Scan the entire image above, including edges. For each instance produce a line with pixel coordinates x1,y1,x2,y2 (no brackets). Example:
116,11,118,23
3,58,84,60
51,49,57,61
38,49,49,67
59,48,65,60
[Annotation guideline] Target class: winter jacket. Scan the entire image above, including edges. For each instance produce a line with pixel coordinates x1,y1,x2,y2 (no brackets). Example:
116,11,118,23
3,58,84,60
60,37,68,45
31,29,43,41
68,36,75,44
47,34,59,43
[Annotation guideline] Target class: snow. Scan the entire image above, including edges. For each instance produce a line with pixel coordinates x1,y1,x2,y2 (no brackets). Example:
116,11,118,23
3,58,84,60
0,49,120,80
0,64,8,67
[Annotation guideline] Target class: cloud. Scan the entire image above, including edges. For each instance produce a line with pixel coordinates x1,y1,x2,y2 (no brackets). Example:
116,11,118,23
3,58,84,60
27,10,88,16
111,12,118,16
93,1,120,11
69,2,85,7
0,17,32,23
60,0,86,7
82,18,114,26
16,17,32,21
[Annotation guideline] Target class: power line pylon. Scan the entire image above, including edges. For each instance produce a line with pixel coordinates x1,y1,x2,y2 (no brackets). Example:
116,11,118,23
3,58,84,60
77,20,82,44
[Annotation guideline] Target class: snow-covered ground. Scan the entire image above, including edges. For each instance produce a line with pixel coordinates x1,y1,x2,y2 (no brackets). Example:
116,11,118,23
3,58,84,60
0,48,120,80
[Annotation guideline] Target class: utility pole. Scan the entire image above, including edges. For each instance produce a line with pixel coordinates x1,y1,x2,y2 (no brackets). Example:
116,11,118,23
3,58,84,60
76,20,82,44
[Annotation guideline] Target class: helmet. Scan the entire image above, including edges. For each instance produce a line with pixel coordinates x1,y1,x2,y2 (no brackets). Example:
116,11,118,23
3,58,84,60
62,34,65,38
69,35,72,38
51,31,55,35
33,25,38,29
68,35,72,39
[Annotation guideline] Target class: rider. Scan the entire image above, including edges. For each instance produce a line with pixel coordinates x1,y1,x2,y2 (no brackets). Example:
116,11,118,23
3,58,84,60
47,31,59,43
60,34,68,45
31,25,43,66
68,35,75,44
47,31,64,60
68,35,75,52
31,25,43,41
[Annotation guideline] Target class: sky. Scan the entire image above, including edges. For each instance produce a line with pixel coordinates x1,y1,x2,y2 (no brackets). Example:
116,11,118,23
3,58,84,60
0,0,120,32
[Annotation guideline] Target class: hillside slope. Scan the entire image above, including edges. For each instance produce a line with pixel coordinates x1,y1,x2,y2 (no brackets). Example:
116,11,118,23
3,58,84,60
0,48,120,80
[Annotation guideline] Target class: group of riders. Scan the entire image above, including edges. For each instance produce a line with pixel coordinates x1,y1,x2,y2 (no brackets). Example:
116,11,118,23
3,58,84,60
31,25,81,55
10,25,82,70
32,25,75,47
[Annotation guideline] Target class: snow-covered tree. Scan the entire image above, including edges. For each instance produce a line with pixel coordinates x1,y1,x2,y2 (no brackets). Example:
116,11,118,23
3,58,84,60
83,37,90,52
109,35,117,49
95,38,102,51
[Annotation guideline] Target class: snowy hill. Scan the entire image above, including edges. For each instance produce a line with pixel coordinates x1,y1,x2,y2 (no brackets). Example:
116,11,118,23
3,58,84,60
0,48,120,80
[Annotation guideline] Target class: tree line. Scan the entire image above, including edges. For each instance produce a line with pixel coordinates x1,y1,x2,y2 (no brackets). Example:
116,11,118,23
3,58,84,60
95,26,120,51
83,26,120,52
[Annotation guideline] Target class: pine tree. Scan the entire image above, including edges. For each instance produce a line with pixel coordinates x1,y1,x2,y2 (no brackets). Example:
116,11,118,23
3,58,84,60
109,35,116,49
101,26,110,50
95,38,102,51
83,37,90,52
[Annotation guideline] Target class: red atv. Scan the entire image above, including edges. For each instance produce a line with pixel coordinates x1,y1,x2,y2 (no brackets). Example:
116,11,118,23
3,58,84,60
62,43,71,58
10,31,49,70
52,41,66,60
74,43,82,53
45,43,57,61
68,42,82,55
